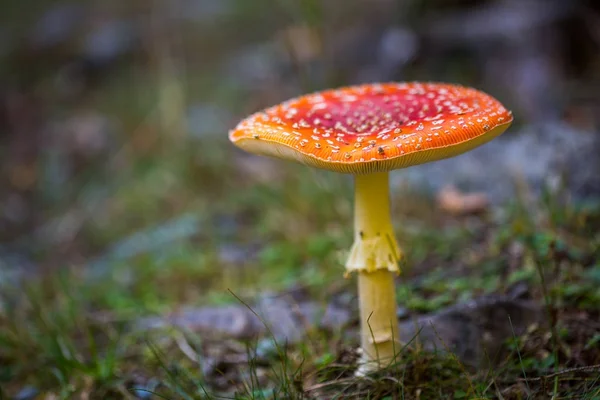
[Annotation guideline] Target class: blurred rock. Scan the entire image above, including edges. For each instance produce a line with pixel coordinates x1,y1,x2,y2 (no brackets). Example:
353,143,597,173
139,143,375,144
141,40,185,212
395,123,600,201
163,305,257,338
400,296,544,367
255,295,351,341
136,295,351,341
136,291,542,368
506,281,531,300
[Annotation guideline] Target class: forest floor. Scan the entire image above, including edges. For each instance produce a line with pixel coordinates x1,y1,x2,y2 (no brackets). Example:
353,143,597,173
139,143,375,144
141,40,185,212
1,150,599,399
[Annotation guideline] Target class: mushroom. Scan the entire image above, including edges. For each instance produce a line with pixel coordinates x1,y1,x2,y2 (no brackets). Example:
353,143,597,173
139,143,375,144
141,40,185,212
229,82,513,373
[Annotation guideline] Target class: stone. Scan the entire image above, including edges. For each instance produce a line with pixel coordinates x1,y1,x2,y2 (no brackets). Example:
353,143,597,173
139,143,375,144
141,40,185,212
400,296,544,367
135,293,542,368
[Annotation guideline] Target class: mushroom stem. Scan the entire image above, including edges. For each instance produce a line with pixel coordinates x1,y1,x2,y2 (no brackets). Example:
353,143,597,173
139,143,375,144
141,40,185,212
357,269,399,372
347,172,402,374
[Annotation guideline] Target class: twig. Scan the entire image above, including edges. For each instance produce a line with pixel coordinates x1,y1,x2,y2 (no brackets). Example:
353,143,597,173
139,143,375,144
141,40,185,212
173,331,199,363
517,364,600,382
304,377,361,391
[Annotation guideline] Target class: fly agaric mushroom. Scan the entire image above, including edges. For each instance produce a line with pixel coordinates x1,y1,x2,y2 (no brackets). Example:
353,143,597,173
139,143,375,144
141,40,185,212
229,82,512,372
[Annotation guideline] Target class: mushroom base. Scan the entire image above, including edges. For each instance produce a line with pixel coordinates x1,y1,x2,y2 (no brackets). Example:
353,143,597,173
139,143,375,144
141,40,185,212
356,269,401,374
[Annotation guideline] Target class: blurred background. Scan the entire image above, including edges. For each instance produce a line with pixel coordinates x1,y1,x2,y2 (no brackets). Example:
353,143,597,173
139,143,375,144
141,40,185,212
1,0,600,396
1,0,599,278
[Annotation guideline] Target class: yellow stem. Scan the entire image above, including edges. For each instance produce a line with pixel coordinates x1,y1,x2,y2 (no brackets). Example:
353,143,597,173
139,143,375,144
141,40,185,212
358,269,399,372
346,172,402,274
346,172,403,374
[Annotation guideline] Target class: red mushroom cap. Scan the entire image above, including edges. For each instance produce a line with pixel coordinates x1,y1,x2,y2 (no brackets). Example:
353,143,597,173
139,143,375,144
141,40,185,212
229,82,513,174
